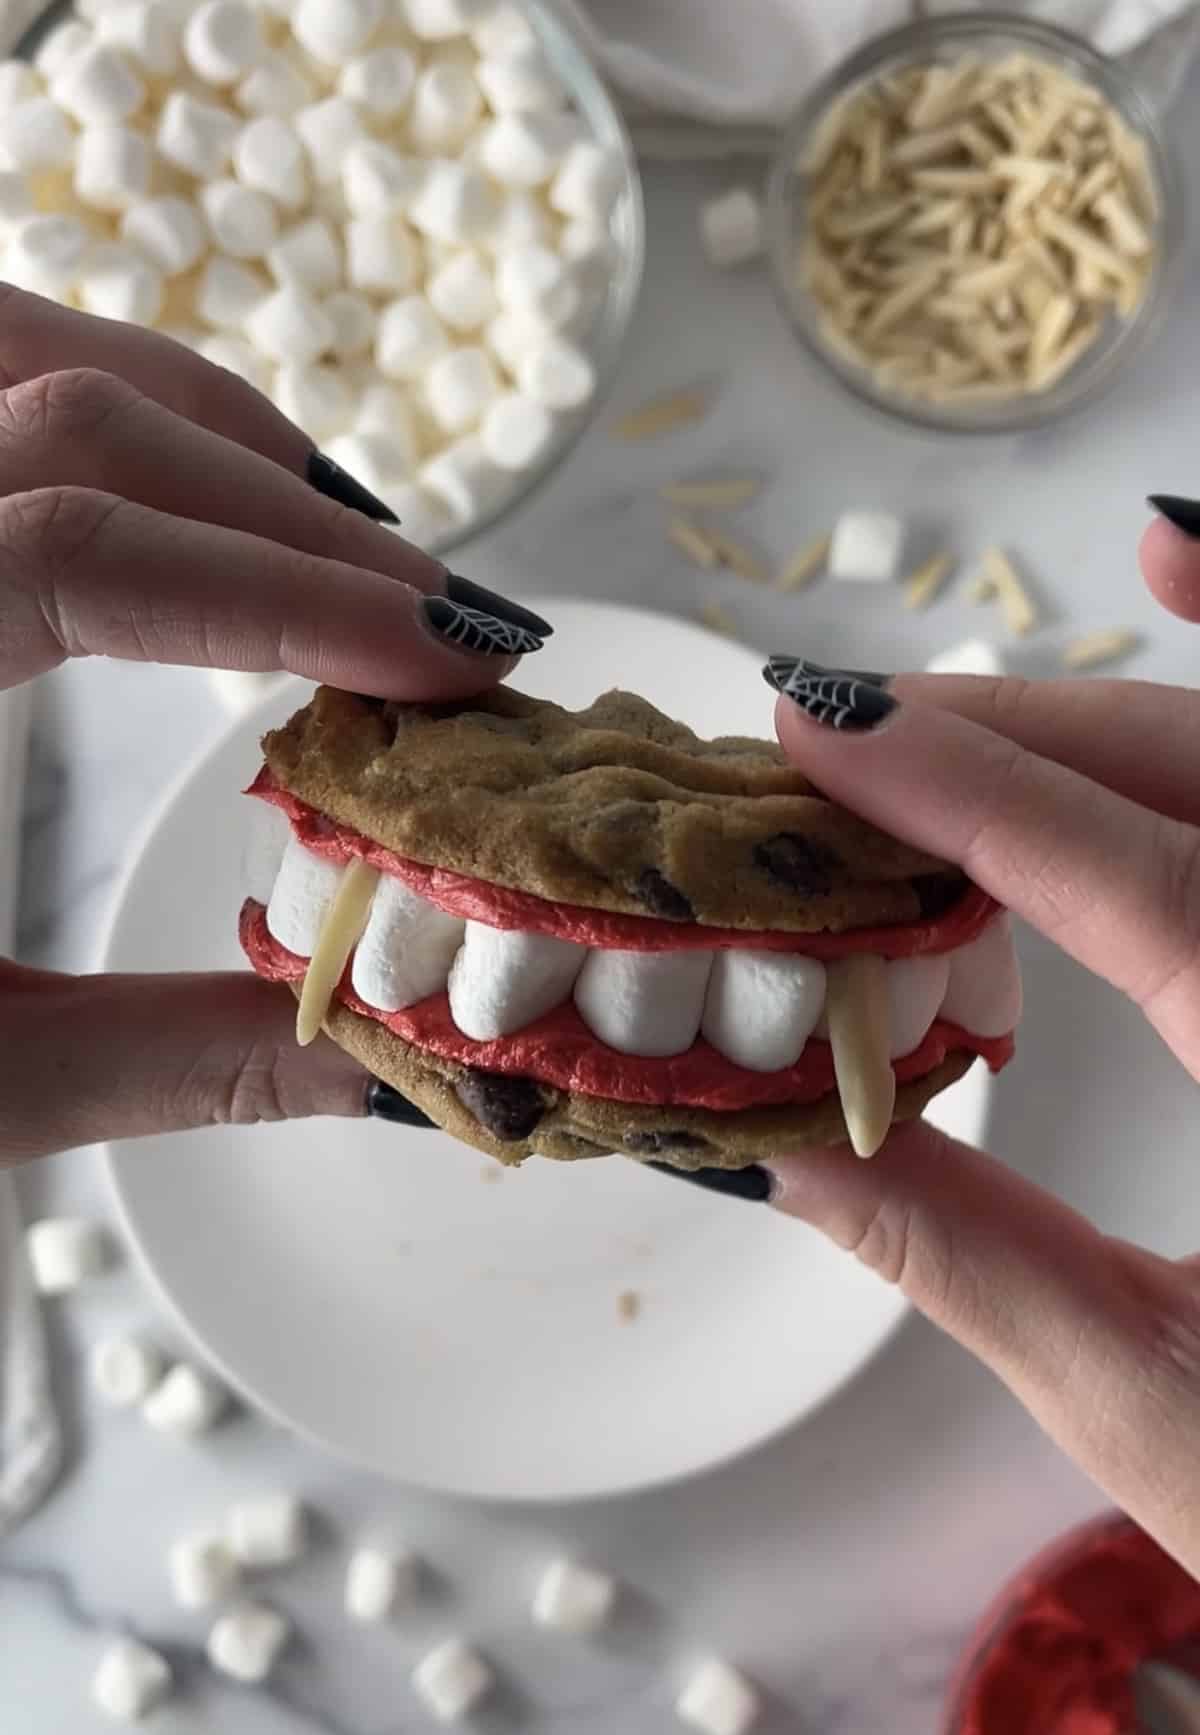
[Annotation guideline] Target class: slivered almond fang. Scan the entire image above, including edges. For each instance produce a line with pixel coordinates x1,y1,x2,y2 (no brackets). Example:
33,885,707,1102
825,955,896,1159
296,859,379,1047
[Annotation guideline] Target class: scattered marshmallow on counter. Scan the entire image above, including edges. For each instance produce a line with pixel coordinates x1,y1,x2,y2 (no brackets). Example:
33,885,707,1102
91,1335,164,1407
26,1217,112,1295
676,1659,761,1735
925,637,1005,677
700,187,765,268
92,1637,173,1723
344,1545,419,1622
531,1559,617,1635
207,1601,291,1683
142,1361,227,1435
828,511,904,583
169,1530,241,1608
228,1493,309,1568
412,1638,494,1724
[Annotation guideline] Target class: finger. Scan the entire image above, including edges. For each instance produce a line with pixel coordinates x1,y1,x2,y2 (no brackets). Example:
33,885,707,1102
0,486,538,697
0,964,368,1166
1140,506,1200,622
770,673,1200,1057
769,1123,1200,1573
885,673,1200,827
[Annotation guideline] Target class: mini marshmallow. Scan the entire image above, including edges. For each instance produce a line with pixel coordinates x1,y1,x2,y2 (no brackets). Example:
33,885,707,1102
550,141,622,224
515,335,595,409
195,253,267,327
170,1530,241,1608
402,0,491,39
236,51,313,116
575,949,714,1058
479,391,553,471
532,1560,616,1635
484,188,551,255
408,159,497,244
941,914,1022,1037
273,360,353,437
267,215,341,293
0,172,34,233
419,434,503,521
409,60,483,153
425,344,499,433
495,242,579,326
345,1546,419,1621
80,241,165,323
97,2,181,77
295,97,365,186
476,46,564,115
478,113,576,188
471,5,534,56
338,45,417,119
267,836,344,952
676,1659,760,1735
701,950,825,1072
323,288,375,358
120,195,206,274
0,100,75,174
143,1362,227,1435
292,0,383,65
699,187,764,268
376,293,449,378
345,213,417,293
0,60,40,108
92,1638,172,1723
342,140,425,216
427,250,497,331
380,483,448,548
198,333,270,389
184,0,263,86
448,923,584,1039
35,20,92,80
228,1492,308,1568
412,1638,494,1724
828,511,904,582
925,637,1005,677
26,1217,111,1295
352,877,463,1010
234,115,308,211
353,379,415,438
322,429,418,495
558,216,610,268
887,954,951,1059
207,1602,290,1683
201,178,278,259
157,91,238,178
484,306,544,376
91,1335,164,1406
52,45,144,127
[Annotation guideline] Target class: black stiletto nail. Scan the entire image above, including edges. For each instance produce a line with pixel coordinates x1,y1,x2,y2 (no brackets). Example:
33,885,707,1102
423,596,544,656
1149,494,1200,539
366,1080,437,1127
793,659,891,688
308,449,398,523
445,575,553,638
762,657,897,731
650,1162,774,1202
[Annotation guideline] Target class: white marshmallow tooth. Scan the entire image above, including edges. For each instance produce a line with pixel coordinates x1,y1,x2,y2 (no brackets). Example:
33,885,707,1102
825,954,895,1160
244,802,290,908
886,953,951,1059
266,833,344,956
940,913,1022,1037
448,923,585,1040
351,875,465,1012
701,950,825,1073
574,949,713,1059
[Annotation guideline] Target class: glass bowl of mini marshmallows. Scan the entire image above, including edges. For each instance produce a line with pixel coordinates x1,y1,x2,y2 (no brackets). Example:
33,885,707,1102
7,0,645,552
766,11,1181,434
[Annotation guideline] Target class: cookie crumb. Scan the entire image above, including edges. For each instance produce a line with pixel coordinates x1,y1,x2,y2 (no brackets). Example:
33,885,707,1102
617,1290,641,1324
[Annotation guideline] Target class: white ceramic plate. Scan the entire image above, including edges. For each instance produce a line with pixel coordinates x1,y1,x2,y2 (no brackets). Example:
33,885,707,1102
103,600,991,1502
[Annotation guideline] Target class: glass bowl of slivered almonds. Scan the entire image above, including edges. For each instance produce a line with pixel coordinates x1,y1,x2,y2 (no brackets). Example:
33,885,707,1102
766,12,1182,434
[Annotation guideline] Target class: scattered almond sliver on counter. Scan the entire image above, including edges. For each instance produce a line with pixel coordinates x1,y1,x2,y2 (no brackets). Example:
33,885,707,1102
799,49,1158,407
903,551,954,609
668,517,720,568
981,546,1039,634
1061,627,1141,669
611,389,709,441
658,478,762,508
704,528,770,584
775,532,832,591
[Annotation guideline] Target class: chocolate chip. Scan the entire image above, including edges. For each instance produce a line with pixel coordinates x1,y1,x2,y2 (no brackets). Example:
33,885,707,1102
633,867,694,921
753,832,842,895
912,871,968,920
624,1130,710,1155
455,1069,545,1142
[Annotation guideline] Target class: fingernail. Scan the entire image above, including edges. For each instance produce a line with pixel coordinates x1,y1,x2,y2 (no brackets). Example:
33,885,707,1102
791,658,891,689
365,1079,437,1127
1148,494,1200,539
423,595,544,656
307,449,398,524
762,657,897,731
649,1161,774,1202
445,574,553,638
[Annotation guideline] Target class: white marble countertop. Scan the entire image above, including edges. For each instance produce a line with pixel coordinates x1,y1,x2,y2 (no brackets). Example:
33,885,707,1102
9,116,1200,1730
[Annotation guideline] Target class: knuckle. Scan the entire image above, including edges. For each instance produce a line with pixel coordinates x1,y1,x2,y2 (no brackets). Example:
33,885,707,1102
217,1051,291,1127
0,485,121,577
981,674,1037,733
0,367,137,451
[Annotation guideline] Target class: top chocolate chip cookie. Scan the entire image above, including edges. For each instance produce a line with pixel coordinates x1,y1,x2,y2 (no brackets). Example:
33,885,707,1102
262,686,960,933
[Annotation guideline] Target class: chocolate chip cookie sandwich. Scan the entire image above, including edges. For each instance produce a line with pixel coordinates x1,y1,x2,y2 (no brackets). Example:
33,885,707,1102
239,685,1020,1167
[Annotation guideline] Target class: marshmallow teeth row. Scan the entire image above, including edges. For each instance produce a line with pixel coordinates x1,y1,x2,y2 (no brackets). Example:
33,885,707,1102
252,817,1021,1117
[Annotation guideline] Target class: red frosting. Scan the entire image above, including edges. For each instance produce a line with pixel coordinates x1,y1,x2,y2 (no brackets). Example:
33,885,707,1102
247,766,999,959
241,902,1014,1110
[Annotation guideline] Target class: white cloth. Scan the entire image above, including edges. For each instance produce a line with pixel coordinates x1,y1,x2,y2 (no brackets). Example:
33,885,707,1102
0,685,62,1536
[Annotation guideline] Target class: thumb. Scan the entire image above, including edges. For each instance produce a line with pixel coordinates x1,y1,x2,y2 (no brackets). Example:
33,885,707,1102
0,963,367,1164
